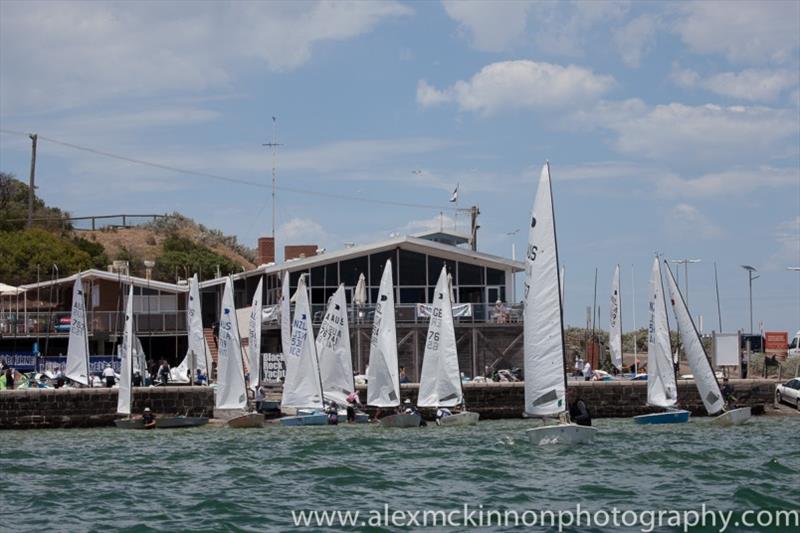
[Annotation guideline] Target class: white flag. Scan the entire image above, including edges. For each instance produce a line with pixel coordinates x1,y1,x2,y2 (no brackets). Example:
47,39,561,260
449,184,459,202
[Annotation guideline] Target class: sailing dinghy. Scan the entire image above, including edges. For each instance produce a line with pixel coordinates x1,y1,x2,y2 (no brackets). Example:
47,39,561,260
418,266,478,426
214,277,264,428
317,284,369,423
114,285,144,429
523,163,597,445
634,258,689,424
664,261,751,426
65,273,91,387
368,259,422,428
170,274,210,384
278,275,328,426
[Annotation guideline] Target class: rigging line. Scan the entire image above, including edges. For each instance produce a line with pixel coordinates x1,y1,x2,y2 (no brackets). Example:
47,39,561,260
0,128,458,212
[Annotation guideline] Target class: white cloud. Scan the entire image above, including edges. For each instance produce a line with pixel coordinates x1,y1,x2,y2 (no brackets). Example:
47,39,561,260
669,203,723,239
767,216,800,271
442,0,532,52
278,218,327,245
416,60,615,114
528,1,630,57
658,166,800,197
0,0,411,114
671,66,798,102
613,14,658,67
674,1,800,64
607,103,799,160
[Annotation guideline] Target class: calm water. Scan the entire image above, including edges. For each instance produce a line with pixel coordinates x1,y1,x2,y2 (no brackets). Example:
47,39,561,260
2,417,799,532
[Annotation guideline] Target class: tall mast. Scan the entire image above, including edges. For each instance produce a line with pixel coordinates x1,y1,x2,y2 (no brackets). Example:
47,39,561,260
262,116,283,243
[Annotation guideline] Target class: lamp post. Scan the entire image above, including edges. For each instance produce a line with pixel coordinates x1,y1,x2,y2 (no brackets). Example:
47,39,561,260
671,258,701,305
741,265,759,334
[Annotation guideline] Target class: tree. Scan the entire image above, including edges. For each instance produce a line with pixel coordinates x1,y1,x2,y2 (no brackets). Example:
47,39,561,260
0,229,94,286
153,235,242,282
0,172,70,231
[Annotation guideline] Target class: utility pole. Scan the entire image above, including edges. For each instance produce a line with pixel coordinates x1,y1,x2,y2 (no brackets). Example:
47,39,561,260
671,258,701,306
27,133,38,228
262,117,283,243
469,205,480,251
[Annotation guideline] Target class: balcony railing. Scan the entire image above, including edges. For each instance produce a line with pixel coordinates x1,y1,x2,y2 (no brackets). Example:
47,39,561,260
0,311,187,337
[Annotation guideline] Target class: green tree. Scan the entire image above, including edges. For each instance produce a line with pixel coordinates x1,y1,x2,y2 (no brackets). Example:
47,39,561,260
0,172,71,231
153,235,242,282
0,229,94,286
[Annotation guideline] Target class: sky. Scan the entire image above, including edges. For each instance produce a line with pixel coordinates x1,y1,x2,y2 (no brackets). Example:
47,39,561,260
1,0,798,334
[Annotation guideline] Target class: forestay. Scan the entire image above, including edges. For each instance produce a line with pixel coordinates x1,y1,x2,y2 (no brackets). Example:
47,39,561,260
316,284,354,406
247,277,264,392
367,259,400,407
609,265,623,371
117,285,134,416
281,276,323,409
216,277,247,410
65,273,90,385
418,266,463,408
523,163,567,417
647,258,677,408
665,262,724,415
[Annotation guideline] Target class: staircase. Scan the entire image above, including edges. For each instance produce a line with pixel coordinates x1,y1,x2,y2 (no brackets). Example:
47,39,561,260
204,328,218,365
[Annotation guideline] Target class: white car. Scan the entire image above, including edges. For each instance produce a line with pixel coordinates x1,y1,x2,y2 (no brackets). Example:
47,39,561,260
775,378,800,410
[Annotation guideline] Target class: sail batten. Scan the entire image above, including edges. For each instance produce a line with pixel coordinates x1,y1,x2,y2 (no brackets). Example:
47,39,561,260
665,261,724,415
281,276,324,409
418,266,463,408
65,274,90,385
523,163,567,417
216,278,247,410
317,284,355,406
647,258,678,408
367,260,400,407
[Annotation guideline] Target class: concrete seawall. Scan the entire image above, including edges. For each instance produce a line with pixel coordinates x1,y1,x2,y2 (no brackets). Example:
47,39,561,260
1,379,775,430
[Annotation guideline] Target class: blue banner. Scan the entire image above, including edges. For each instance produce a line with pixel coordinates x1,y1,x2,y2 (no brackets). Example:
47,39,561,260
0,352,120,374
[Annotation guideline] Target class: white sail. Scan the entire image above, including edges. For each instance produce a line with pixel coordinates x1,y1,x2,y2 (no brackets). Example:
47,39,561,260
523,163,566,417
280,271,291,358
216,277,247,410
281,276,324,409
65,273,90,385
560,265,566,307
171,274,208,383
418,266,463,408
247,277,264,392
367,259,400,407
665,262,724,415
647,258,677,408
316,284,354,406
609,264,623,371
117,285,134,416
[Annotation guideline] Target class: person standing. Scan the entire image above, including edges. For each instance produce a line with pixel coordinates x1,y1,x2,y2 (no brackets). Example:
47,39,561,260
582,360,593,382
157,360,170,386
102,364,116,388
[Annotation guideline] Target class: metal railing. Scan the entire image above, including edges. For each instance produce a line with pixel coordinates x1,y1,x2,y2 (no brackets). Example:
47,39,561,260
0,311,187,337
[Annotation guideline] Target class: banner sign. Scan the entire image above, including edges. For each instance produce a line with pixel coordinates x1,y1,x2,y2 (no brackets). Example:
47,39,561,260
415,303,472,318
262,352,286,383
0,353,120,374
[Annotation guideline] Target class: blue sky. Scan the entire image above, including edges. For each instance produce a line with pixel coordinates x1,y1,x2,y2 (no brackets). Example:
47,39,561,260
1,1,798,334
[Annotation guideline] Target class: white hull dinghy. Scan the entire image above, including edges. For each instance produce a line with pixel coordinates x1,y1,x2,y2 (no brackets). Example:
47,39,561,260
379,413,422,428
711,407,751,427
437,411,479,427
522,163,595,445
227,412,265,429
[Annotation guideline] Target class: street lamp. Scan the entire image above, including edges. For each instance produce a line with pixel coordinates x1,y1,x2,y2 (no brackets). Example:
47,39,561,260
671,258,701,305
741,265,759,334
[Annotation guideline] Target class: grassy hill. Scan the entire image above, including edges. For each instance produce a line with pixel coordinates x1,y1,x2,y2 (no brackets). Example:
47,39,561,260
0,172,254,285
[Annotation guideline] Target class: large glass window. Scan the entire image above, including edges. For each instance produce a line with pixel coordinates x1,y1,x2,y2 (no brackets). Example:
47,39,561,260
325,262,339,286
399,287,426,304
458,262,484,285
340,256,368,286
290,269,309,288
428,256,456,285
398,250,427,285
370,250,396,285
486,267,505,285
458,286,484,304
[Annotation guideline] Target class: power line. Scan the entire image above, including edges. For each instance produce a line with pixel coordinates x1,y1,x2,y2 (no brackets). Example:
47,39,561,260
0,128,458,212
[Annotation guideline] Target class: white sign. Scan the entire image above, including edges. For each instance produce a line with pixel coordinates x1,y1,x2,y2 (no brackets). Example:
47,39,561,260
263,352,286,383
416,303,472,318
712,332,740,367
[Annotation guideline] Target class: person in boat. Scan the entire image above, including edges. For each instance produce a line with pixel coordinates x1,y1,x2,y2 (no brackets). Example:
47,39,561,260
436,407,452,421
569,397,592,427
142,407,156,429
102,364,116,388
721,377,737,406
327,402,339,425
194,369,207,386
345,391,360,423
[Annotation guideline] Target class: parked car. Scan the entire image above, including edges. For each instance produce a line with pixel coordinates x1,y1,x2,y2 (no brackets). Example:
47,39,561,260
775,378,800,410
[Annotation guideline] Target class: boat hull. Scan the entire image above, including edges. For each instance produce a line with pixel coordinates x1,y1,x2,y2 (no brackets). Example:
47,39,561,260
437,411,480,426
227,413,265,428
114,418,149,430
155,416,209,429
711,407,752,427
379,413,422,428
525,424,597,446
633,410,690,425
278,413,329,426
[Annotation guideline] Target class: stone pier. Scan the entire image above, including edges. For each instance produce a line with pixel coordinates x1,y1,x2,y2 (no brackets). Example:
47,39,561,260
0,379,775,430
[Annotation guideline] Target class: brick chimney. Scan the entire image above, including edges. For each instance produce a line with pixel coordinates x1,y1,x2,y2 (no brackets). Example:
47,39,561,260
285,244,318,261
257,237,275,265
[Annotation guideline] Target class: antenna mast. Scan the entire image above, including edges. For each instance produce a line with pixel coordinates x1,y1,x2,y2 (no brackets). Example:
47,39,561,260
263,116,283,243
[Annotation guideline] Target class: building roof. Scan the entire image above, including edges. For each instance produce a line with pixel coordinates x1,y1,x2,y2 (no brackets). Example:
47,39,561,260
199,234,523,288
413,229,471,247
19,269,188,293
0,282,25,295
